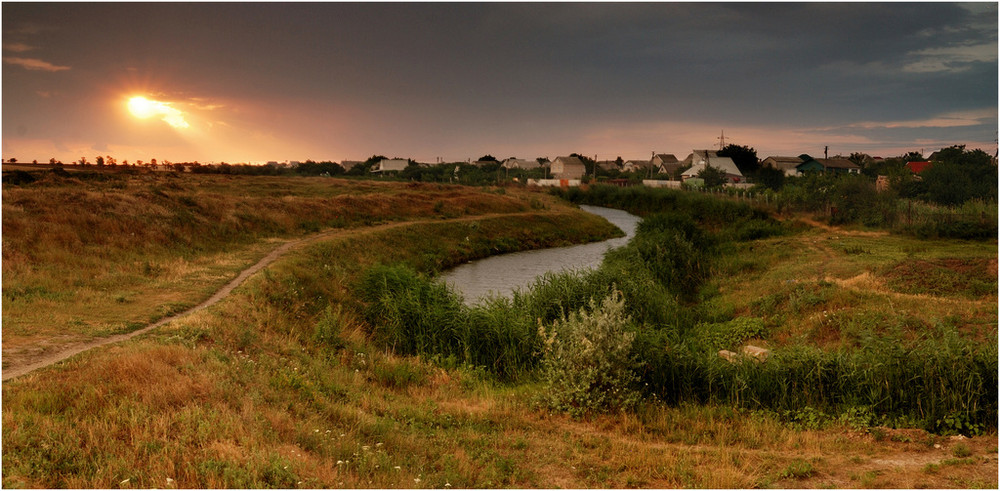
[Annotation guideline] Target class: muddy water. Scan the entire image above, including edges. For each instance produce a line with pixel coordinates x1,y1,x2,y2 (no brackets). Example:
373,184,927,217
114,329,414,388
439,205,640,305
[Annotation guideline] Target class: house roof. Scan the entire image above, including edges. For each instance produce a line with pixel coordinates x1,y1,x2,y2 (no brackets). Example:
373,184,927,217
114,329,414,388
653,153,678,163
764,156,804,164
624,159,653,168
681,156,742,177
683,150,720,165
815,158,859,170
552,156,585,166
906,161,932,173
762,156,804,171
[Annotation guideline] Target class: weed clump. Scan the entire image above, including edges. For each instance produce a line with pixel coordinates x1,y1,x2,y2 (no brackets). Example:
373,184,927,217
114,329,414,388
535,290,642,416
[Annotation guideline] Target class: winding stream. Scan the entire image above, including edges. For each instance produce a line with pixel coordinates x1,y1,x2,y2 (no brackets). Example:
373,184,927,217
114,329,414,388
439,205,641,305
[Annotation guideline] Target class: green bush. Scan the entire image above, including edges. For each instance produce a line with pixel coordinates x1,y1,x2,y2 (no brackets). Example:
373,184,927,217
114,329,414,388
536,289,642,416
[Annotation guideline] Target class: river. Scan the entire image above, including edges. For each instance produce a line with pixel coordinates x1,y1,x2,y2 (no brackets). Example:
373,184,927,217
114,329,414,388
439,205,641,305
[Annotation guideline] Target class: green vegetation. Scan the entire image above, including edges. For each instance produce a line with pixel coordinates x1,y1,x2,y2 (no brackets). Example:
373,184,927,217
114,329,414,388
359,185,995,434
535,290,642,416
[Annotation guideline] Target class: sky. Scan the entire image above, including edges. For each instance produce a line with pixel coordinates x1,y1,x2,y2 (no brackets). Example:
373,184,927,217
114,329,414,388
3,2,997,164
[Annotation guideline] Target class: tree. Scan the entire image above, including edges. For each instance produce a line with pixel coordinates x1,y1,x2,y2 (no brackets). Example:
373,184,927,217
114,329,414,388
697,164,728,188
920,145,997,205
848,152,872,168
95,156,105,166
477,154,498,163
7,158,16,164
755,166,785,191
900,151,925,162
718,144,759,176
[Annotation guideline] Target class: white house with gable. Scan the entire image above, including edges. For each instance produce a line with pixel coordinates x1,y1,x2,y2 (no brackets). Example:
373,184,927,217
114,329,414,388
373,158,409,173
680,150,743,182
549,156,586,179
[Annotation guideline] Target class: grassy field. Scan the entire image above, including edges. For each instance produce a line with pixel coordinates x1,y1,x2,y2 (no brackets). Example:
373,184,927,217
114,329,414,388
2,172,997,488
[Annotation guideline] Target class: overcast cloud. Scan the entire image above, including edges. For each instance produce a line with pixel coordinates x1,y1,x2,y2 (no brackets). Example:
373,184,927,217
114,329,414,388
3,2,996,163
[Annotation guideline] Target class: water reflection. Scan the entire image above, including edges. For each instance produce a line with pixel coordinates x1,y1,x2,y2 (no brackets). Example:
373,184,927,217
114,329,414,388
439,205,640,305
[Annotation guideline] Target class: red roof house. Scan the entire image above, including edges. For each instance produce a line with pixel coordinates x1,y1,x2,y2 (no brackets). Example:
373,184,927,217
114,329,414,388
906,161,932,174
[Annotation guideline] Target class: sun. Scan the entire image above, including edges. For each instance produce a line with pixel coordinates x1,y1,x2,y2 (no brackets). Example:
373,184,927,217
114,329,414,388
126,95,190,129
127,96,158,119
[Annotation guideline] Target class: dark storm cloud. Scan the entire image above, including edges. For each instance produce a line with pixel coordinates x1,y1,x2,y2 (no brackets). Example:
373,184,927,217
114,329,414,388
3,2,996,161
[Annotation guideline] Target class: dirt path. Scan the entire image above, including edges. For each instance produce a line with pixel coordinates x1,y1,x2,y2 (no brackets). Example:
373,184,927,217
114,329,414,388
1,211,556,382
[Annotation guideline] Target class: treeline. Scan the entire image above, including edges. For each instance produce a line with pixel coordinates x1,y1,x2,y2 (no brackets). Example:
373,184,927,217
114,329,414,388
355,187,996,435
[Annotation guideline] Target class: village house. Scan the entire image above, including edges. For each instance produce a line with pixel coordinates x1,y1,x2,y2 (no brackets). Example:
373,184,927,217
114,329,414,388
795,155,860,174
549,156,586,179
680,150,743,182
906,161,933,174
372,158,409,173
502,158,541,170
681,150,718,166
622,159,652,173
651,153,682,176
761,156,804,177
596,160,621,172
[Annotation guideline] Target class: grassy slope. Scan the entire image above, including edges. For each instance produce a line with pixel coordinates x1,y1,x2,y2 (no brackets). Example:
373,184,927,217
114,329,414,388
2,171,600,366
2,175,997,488
705,216,997,350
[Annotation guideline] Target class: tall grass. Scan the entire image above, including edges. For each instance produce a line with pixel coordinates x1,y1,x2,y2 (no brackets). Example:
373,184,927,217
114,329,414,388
893,198,998,239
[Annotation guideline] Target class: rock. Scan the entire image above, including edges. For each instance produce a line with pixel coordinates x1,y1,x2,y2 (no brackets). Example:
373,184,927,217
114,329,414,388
742,345,770,361
718,350,739,362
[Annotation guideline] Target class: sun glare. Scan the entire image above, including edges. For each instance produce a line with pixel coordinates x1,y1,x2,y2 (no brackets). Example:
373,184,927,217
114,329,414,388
128,96,158,118
126,96,190,129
